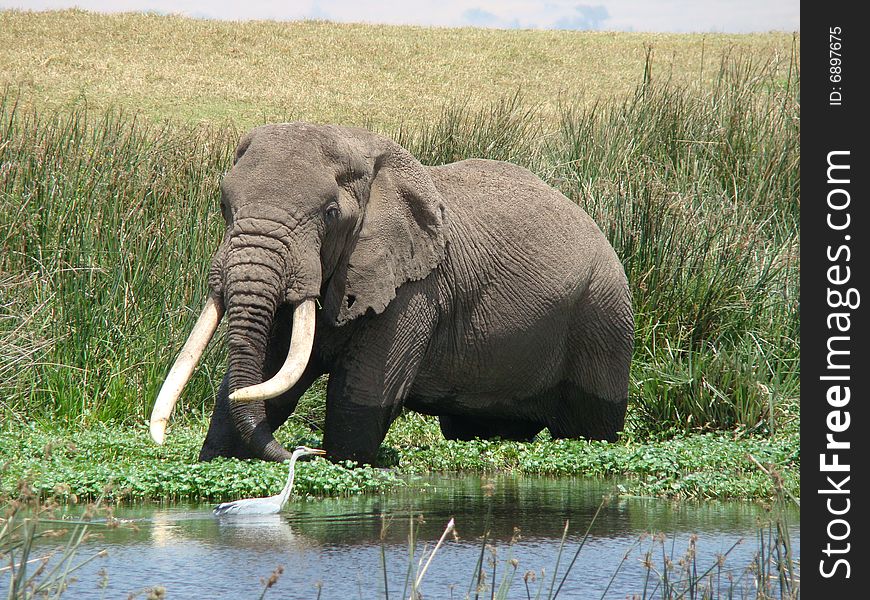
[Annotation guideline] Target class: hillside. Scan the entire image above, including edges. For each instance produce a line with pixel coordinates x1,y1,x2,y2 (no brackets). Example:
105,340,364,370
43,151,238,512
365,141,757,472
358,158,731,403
1,9,797,128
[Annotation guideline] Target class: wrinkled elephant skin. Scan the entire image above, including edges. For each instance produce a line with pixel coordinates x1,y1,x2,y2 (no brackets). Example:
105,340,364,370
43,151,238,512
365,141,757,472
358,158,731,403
154,123,634,466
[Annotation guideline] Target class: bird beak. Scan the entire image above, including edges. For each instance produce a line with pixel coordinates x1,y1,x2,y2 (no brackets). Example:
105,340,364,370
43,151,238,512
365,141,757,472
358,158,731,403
311,449,326,456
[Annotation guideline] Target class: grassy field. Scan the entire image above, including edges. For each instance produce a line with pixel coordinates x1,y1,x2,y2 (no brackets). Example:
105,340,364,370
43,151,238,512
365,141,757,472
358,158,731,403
0,11,799,502
2,10,797,127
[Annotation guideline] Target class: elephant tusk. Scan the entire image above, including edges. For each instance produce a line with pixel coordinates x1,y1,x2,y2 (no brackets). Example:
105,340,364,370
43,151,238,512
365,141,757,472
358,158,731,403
229,299,316,403
150,295,224,444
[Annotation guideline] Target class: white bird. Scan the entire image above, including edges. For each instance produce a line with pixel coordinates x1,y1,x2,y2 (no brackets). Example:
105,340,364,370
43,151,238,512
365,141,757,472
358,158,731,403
213,445,326,516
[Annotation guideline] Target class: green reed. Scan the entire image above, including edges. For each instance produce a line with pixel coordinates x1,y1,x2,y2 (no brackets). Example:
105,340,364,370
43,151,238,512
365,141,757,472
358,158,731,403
397,47,799,435
0,94,236,423
0,46,799,436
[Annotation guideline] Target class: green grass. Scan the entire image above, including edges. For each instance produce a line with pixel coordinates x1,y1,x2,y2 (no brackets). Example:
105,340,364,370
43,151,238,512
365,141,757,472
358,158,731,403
1,47,799,439
0,98,234,424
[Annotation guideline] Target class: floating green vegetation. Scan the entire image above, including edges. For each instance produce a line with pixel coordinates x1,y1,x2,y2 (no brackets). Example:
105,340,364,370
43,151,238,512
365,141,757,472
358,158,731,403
0,422,402,503
383,411,799,500
0,414,797,502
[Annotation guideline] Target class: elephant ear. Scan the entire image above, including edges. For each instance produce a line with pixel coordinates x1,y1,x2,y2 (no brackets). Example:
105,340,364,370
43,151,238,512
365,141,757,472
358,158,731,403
326,139,446,325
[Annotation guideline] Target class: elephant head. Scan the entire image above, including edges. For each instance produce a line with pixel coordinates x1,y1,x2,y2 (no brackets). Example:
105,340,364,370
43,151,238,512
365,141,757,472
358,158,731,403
150,123,446,460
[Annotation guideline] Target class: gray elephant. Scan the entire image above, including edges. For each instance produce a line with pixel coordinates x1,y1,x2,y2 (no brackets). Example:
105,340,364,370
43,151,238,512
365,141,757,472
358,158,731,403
149,123,633,465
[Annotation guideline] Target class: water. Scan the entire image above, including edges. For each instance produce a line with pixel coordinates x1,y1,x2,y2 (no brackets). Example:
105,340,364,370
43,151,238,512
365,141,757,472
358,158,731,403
29,476,799,598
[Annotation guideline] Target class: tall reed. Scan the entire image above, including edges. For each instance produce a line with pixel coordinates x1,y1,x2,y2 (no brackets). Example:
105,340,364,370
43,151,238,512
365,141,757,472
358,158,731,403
0,47,799,435
552,49,800,432
0,93,236,423
397,48,799,434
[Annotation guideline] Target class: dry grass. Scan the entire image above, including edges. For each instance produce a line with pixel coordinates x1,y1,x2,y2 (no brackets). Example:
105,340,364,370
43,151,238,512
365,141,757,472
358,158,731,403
1,9,796,128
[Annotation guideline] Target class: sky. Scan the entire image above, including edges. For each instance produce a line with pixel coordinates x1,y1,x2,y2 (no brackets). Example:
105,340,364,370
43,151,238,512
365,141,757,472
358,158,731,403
0,0,799,33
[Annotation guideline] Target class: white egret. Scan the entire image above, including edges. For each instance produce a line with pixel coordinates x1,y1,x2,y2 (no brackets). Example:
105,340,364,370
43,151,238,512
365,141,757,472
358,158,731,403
213,445,325,516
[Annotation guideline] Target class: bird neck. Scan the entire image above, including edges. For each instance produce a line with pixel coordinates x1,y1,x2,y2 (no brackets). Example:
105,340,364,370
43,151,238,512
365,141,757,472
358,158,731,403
277,454,301,507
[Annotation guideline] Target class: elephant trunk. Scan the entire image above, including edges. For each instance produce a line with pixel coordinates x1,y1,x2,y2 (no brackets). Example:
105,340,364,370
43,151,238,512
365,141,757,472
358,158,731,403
229,300,316,403
223,241,317,462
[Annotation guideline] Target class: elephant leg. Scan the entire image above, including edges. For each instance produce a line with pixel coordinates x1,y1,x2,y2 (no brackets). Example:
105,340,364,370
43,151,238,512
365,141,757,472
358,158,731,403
546,382,628,442
200,373,242,460
439,414,543,441
321,366,403,465
547,269,632,443
322,290,436,465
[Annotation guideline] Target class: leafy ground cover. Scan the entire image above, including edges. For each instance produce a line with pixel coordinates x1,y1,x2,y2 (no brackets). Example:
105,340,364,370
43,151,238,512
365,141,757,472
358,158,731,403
0,409,798,502
0,421,400,503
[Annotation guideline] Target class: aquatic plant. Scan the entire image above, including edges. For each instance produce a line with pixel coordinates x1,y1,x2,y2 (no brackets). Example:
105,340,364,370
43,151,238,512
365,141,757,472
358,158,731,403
380,492,798,599
0,423,402,502
1,47,798,437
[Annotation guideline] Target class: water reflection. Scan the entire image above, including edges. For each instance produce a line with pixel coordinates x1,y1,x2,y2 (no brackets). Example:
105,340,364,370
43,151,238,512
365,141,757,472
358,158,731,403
39,475,799,598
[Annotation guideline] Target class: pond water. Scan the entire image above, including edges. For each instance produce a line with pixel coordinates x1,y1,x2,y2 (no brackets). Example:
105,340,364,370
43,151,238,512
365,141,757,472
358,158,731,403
38,475,799,598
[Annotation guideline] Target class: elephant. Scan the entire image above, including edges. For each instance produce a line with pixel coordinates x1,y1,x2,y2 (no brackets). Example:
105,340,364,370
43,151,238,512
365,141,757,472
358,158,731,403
149,122,634,465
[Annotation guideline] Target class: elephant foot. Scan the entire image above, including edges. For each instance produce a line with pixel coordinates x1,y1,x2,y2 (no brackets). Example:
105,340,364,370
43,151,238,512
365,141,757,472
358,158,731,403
200,420,292,462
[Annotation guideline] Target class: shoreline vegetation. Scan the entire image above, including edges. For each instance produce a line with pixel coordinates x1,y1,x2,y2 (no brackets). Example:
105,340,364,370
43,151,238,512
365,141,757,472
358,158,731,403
2,418,797,503
1,12,798,505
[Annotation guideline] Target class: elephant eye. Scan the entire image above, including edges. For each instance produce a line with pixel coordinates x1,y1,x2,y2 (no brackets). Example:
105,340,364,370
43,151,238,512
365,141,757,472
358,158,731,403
324,205,340,222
